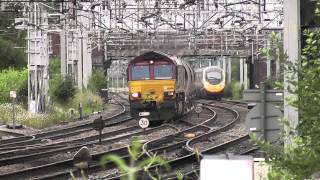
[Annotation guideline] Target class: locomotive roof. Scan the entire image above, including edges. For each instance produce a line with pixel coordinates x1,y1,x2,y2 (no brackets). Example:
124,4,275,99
195,66,224,72
129,51,183,65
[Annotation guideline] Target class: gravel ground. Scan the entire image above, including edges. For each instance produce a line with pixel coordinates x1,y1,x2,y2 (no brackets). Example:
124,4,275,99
81,127,178,179
49,120,137,144
182,108,215,126
0,121,138,159
0,126,177,176
0,99,250,179
220,139,256,155
192,124,248,151
0,125,39,137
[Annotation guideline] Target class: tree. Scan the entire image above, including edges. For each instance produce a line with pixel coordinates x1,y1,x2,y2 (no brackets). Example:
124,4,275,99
88,69,108,93
50,75,76,103
0,3,26,46
257,30,320,180
0,38,26,70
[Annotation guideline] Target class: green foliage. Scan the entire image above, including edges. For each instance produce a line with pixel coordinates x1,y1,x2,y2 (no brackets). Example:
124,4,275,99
17,77,28,105
0,38,26,70
49,57,61,77
50,75,76,103
176,170,184,180
259,31,286,90
223,81,243,100
256,29,320,179
48,57,103,116
0,68,27,103
231,59,240,81
223,83,233,98
231,81,243,100
0,103,74,129
0,3,26,47
0,4,26,69
100,137,170,180
88,69,108,93
71,91,103,116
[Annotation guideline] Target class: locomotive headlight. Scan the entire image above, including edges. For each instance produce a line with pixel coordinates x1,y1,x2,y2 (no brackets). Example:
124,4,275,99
131,92,141,98
167,91,174,96
164,91,174,97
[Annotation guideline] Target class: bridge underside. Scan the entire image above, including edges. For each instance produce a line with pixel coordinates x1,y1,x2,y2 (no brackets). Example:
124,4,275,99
105,29,281,58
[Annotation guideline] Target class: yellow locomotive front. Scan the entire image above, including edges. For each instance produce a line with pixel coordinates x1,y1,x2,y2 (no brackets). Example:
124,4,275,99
127,52,178,121
195,66,225,99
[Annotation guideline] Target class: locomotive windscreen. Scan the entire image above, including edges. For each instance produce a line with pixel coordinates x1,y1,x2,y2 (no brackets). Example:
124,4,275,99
154,64,172,79
206,69,223,85
131,65,150,80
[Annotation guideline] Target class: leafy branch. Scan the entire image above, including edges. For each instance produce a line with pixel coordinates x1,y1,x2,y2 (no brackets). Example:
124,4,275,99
100,137,170,180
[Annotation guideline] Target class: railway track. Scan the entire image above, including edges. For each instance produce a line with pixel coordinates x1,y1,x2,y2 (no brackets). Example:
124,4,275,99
160,135,253,180
0,99,253,179
0,124,178,179
14,104,215,180
105,101,244,179
0,94,130,152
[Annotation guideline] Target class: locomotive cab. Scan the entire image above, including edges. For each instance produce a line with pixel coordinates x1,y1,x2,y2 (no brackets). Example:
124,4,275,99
195,66,226,99
127,51,195,121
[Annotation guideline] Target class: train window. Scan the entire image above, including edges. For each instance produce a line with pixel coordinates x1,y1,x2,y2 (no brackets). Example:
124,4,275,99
154,64,172,79
131,65,150,80
206,70,223,84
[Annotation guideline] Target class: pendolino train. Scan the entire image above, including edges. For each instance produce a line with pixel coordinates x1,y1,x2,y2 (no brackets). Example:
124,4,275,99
195,66,226,99
127,51,195,121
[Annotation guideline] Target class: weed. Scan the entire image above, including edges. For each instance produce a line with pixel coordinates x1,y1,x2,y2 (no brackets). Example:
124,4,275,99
100,137,170,180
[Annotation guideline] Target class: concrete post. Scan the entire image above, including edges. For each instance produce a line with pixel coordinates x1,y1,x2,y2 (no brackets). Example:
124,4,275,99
244,61,248,90
240,57,244,86
117,76,119,91
111,77,113,90
222,57,226,81
60,29,67,76
227,57,232,83
283,0,300,139
27,4,49,113
266,59,271,78
217,58,221,68
260,82,266,140
77,32,83,91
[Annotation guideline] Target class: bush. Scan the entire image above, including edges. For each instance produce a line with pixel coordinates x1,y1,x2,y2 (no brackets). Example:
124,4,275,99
50,75,76,103
88,69,108,93
0,68,27,103
231,81,243,100
49,57,60,77
71,91,103,116
0,38,26,70
223,83,233,98
223,81,244,100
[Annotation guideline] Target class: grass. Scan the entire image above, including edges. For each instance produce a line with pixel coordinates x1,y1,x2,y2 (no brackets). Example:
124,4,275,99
0,91,104,129
0,103,75,129
70,91,103,116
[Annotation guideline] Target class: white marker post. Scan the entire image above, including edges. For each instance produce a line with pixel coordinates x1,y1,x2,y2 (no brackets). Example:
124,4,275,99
10,91,17,129
139,117,149,132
